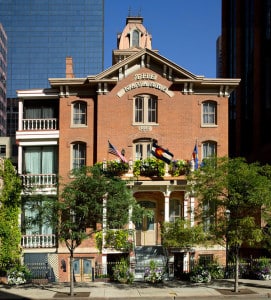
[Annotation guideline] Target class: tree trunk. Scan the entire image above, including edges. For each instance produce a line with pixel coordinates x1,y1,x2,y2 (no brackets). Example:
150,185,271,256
234,247,239,293
70,251,74,297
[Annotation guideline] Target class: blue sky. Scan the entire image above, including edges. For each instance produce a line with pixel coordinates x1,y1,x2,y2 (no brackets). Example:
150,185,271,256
104,0,221,78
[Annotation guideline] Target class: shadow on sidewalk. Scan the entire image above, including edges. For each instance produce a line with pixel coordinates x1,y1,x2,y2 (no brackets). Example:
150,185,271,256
0,289,31,300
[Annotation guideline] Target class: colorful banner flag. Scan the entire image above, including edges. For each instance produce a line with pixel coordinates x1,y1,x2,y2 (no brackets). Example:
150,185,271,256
151,142,174,164
108,141,128,163
192,143,199,169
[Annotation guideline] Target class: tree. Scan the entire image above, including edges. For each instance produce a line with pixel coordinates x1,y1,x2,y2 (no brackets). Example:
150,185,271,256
162,219,206,249
187,157,271,292
50,166,144,296
0,159,22,273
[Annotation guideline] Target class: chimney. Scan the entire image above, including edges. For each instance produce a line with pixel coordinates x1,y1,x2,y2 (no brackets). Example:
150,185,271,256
66,56,75,78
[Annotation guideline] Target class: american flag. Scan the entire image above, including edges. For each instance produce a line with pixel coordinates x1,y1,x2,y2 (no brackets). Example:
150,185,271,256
108,141,128,163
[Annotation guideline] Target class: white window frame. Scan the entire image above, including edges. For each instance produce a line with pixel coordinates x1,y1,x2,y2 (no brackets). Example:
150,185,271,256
202,141,217,160
133,95,158,125
202,101,217,127
169,199,183,223
134,139,152,160
72,101,87,127
71,142,86,170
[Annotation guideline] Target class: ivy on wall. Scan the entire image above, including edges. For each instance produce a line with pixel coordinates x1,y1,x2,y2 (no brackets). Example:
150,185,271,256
0,159,22,273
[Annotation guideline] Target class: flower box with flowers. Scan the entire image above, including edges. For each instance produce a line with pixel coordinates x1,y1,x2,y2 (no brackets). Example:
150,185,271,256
133,158,165,178
96,161,129,177
169,160,189,177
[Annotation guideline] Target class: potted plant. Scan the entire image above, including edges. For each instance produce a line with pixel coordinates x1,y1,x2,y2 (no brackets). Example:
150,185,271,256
144,260,164,283
112,258,134,284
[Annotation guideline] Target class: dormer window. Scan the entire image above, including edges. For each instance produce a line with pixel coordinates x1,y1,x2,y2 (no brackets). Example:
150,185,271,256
131,30,139,47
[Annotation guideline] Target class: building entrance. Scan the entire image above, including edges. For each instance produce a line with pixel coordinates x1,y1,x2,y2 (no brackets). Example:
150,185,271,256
73,258,92,282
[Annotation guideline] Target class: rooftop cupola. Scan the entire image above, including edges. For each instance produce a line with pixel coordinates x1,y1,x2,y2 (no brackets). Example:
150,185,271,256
112,15,155,65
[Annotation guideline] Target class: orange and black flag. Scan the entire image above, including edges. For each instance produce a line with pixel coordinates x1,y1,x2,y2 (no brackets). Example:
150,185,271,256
151,142,174,164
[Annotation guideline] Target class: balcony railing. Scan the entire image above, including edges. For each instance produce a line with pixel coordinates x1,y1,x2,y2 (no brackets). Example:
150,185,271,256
21,234,56,248
22,118,58,130
20,174,57,188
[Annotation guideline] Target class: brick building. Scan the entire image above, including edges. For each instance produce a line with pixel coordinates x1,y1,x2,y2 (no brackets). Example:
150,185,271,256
16,16,240,282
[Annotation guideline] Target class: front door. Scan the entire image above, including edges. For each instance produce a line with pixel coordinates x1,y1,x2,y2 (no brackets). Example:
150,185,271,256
73,258,92,282
136,201,156,246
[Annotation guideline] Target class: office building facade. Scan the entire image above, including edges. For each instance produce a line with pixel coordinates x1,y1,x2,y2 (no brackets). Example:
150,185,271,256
0,0,104,138
221,0,271,163
0,23,7,137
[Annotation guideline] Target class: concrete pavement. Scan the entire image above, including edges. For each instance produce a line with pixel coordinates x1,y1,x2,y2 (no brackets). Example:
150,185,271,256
1,279,271,299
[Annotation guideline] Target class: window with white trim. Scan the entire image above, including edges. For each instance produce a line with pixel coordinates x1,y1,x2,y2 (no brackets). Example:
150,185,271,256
169,199,183,223
134,95,158,124
72,101,87,126
72,142,86,170
202,101,217,125
202,141,217,159
134,139,153,160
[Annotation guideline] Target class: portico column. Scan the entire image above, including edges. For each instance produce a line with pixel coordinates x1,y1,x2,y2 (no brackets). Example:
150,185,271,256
164,188,170,222
184,192,189,220
18,99,23,130
102,193,107,275
190,195,195,227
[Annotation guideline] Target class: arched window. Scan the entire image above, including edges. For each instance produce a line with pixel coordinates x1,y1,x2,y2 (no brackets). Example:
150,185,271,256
202,101,217,125
131,30,139,47
72,142,86,169
135,200,156,230
202,141,217,159
133,138,153,160
134,95,158,124
72,101,87,125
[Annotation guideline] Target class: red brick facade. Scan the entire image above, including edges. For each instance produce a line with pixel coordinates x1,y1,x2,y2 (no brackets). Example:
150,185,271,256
17,16,240,283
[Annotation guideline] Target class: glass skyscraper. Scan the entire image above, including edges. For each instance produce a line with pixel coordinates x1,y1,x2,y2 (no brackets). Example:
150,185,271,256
0,23,7,136
0,0,104,99
221,0,271,164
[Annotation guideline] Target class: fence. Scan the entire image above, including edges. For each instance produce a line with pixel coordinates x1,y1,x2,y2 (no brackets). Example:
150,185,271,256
25,262,55,282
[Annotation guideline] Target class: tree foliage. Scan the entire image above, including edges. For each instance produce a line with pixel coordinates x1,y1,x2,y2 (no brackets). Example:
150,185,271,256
186,156,271,292
162,219,206,248
0,159,22,271
49,165,146,296
187,157,271,246
51,165,145,252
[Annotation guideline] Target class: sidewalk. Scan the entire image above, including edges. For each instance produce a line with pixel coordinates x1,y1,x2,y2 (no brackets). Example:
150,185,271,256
1,279,271,299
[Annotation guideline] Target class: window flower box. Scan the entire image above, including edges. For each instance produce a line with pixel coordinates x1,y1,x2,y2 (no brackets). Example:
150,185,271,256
96,161,129,177
169,160,189,176
133,158,165,177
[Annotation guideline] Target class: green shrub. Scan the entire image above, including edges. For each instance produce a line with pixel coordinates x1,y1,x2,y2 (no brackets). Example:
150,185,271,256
7,265,31,285
112,258,134,284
